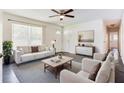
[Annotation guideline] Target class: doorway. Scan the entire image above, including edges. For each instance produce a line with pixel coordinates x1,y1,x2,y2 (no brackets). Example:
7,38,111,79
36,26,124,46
108,31,119,50
106,21,120,51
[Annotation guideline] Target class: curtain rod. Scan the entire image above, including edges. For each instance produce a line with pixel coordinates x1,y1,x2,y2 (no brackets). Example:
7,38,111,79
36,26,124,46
8,19,43,27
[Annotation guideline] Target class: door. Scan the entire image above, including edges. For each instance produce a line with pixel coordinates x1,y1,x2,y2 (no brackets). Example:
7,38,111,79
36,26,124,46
109,31,119,50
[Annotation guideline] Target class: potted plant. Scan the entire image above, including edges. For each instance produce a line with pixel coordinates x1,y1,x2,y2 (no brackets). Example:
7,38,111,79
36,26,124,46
0,53,2,58
3,41,12,64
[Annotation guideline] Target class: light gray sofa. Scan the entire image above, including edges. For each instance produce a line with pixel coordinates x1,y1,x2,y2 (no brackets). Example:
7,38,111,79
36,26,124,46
60,52,115,83
14,46,55,64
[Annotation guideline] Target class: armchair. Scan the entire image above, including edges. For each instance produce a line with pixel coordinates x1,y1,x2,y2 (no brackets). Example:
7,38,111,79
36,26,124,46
60,69,94,83
60,58,115,83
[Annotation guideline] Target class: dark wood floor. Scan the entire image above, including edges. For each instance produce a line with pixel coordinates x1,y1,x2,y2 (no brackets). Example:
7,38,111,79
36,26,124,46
115,57,124,83
3,52,124,83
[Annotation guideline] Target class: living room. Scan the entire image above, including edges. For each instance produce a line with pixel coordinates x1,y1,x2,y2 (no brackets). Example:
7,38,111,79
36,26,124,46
0,9,124,83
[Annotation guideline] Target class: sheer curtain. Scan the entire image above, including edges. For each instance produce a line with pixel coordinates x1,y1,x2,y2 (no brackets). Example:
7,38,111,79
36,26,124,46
12,23,42,47
30,26,42,46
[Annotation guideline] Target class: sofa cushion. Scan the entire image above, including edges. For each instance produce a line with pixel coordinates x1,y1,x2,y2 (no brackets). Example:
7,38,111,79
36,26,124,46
17,46,31,54
82,58,101,74
77,71,90,78
21,53,36,62
95,61,111,83
38,45,46,52
31,46,39,53
88,63,101,81
33,51,49,59
102,50,110,61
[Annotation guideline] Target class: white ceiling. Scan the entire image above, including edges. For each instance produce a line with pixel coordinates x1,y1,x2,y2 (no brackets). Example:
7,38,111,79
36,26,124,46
3,9,124,26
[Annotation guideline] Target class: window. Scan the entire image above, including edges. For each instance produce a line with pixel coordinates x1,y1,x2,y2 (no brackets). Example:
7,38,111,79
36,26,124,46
30,26,43,45
113,34,118,40
12,23,42,47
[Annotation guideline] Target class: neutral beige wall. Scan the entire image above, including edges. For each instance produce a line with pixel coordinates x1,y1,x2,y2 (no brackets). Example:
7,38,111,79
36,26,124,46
43,25,62,52
3,12,62,52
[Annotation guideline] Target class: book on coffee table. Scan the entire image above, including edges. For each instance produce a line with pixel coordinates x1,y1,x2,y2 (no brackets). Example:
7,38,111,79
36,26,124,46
51,58,61,63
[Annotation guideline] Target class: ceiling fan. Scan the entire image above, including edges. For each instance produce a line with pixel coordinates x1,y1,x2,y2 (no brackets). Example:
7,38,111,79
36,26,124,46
49,9,74,21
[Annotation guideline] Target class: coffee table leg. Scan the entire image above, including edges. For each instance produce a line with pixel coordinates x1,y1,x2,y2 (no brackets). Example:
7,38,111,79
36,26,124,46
55,67,58,79
44,63,46,72
70,60,72,69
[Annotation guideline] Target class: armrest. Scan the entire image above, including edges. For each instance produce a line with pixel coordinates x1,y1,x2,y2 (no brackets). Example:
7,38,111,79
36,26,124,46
60,69,94,83
14,50,23,64
93,53,106,61
108,63,115,83
82,58,102,73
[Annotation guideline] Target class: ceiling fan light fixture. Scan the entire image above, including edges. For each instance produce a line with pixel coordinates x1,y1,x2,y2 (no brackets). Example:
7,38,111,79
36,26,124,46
60,15,64,19
50,9,74,21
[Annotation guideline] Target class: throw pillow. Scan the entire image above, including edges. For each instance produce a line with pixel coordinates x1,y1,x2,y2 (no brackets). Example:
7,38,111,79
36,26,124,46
38,46,46,52
102,50,110,61
31,46,39,53
106,51,114,62
17,46,31,54
17,48,24,55
95,61,111,83
88,63,101,81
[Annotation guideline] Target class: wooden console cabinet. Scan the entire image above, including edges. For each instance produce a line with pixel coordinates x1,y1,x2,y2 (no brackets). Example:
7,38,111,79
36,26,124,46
75,46,95,56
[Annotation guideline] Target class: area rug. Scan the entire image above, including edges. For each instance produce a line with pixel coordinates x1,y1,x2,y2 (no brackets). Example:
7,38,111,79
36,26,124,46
12,60,81,83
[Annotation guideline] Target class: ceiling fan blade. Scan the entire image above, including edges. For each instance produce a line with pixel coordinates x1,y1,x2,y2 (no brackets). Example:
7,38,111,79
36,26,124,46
51,9,60,14
64,9,74,14
65,15,74,18
49,15,60,17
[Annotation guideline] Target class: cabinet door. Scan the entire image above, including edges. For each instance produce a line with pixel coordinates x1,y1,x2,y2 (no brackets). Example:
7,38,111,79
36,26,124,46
76,47,93,56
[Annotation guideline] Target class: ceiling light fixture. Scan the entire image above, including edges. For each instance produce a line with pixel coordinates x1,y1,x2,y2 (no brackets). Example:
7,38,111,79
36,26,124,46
49,9,74,21
60,15,64,19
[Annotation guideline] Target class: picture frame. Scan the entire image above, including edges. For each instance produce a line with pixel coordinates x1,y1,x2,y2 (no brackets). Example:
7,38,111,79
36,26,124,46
78,30,94,42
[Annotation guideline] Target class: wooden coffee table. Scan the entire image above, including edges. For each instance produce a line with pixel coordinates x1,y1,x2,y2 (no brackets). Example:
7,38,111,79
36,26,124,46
42,56,73,79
